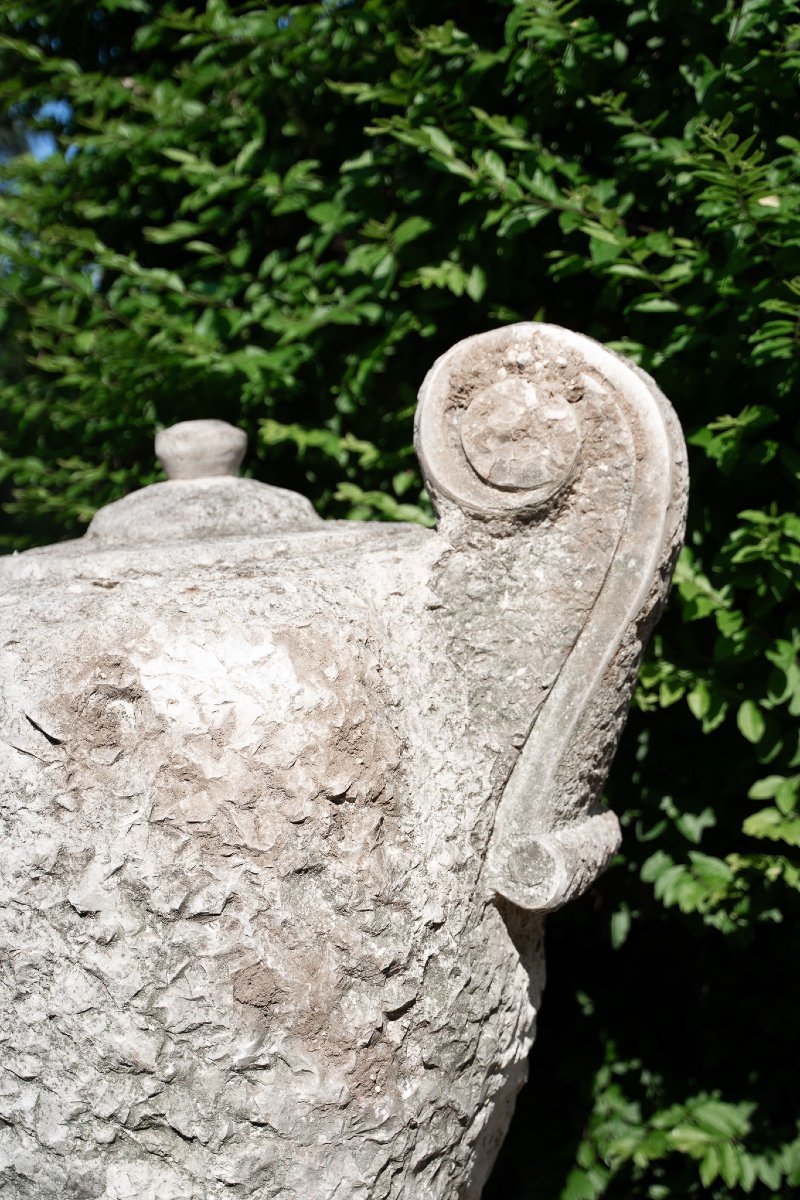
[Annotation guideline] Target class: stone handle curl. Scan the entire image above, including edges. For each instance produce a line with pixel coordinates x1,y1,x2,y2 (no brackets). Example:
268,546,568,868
415,324,688,912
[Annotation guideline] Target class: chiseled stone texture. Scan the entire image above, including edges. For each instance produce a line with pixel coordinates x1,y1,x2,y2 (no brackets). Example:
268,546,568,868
0,324,687,1198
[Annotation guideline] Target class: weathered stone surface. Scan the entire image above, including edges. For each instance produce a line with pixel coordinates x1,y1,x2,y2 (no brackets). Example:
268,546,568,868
0,324,687,1198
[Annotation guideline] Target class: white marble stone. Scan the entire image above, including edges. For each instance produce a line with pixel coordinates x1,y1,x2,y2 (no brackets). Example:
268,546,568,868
0,324,687,1198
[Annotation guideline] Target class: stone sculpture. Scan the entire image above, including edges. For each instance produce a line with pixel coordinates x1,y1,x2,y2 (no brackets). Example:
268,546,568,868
0,323,687,1199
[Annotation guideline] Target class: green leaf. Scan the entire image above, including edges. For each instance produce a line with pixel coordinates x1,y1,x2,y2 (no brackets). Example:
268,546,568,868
688,852,734,894
610,903,632,949
423,125,456,158
743,808,800,846
630,297,680,313
748,775,791,802
144,222,200,244
687,680,711,721
590,235,621,264
700,1147,720,1186
466,264,487,302
235,137,262,174
482,149,507,185
392,216,433,248
676,808,716,845
737,700,766,744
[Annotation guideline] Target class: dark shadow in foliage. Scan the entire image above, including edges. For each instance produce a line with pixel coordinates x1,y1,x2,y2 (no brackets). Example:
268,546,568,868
484,898,606,1200
486,698,800,1199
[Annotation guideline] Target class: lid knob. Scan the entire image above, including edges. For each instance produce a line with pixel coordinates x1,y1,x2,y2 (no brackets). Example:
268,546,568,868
155,419,247,480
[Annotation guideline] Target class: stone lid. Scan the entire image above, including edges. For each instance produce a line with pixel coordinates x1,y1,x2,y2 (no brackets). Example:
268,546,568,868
84,419,325,548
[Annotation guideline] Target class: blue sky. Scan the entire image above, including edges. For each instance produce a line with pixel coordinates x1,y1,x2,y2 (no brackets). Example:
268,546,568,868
27,99,72,161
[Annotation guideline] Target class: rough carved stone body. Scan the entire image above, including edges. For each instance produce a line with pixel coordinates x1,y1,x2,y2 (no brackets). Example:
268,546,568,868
0,325,687,1198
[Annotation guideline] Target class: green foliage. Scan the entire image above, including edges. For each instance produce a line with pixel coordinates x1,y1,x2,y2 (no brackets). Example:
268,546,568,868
0,1,798,1197
560,1076,800,1197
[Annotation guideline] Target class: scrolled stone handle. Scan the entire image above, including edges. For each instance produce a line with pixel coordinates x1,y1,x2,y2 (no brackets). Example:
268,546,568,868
415,323,688,912
415,359,582,520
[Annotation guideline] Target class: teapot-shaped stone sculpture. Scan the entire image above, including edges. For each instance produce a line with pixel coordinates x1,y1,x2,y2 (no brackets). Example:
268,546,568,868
0,324,687,1199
